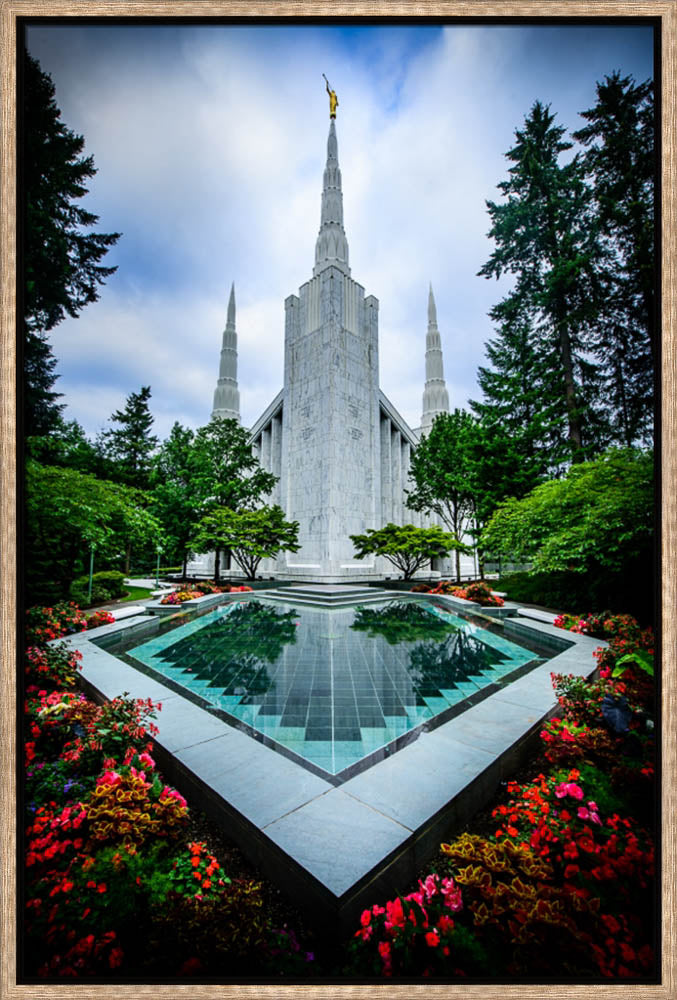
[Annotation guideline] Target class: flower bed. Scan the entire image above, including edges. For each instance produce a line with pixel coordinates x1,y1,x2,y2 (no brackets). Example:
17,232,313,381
410,580,504,607
345,610,656,980
160,584,253,605
23,600,656,980
22,601,313,978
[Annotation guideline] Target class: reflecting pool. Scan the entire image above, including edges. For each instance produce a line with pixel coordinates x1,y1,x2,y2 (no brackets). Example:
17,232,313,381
117,598,550,782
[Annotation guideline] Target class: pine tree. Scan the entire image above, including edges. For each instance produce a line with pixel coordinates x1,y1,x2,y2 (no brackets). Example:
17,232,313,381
22,49,120,435
99,386,158,489
23,330,63,436
478,101,606,464
573,72,655,446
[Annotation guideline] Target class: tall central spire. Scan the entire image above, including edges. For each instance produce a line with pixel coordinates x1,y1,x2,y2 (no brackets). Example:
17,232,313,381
313,119,350,277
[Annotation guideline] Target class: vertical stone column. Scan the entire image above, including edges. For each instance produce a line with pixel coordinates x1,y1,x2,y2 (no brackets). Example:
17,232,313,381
261,426,272,474
271,413,282,504
391,428,402,525
402,440,411,524
380,417,392,525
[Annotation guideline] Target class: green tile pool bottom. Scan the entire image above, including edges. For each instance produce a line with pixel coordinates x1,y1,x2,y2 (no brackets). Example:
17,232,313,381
120,598,548,781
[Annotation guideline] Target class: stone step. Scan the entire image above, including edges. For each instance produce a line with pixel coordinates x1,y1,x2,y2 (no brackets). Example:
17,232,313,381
262,587,395,607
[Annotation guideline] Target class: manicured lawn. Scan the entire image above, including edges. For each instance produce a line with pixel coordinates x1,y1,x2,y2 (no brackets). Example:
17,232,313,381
121,586,154,603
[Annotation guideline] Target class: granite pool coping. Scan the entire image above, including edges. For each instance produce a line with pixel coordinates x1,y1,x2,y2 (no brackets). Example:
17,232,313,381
58,598,604,928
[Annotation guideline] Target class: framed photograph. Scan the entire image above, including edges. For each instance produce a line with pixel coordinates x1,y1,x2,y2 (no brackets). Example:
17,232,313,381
2,3,674,997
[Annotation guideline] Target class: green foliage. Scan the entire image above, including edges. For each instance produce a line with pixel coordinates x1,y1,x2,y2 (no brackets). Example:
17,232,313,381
69,570,126,606
97,386,158,490
26,417,100,474
351,601,459,644
23,330,64,437
26,758,96,812
188,505,300,579
24,642,83,689
573,72,655,447
149,422,199,574
350,523,469,580
481,449,653,575
613,649,654,679
191,417,278,513
25,461,162,603
478,100,604,462
406,409,477,578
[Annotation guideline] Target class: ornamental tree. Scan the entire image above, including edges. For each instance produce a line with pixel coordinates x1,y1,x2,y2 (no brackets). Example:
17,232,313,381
350,523,469,580
188,506,300,581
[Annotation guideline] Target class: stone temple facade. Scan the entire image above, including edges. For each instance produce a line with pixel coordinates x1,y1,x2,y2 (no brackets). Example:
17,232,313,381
188,116,477,582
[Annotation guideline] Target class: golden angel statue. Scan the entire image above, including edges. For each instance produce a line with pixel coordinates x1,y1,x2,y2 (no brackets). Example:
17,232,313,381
323,74,338,118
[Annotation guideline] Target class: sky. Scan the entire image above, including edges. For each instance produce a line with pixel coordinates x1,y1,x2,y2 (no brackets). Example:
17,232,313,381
24,21,654,441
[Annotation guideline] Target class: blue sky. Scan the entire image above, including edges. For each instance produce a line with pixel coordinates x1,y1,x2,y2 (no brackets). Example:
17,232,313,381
25,21,654,440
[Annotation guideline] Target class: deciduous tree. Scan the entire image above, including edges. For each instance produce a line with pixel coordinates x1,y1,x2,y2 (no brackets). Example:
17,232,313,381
25,461,162,603
405,410,477,581
480,448,653,577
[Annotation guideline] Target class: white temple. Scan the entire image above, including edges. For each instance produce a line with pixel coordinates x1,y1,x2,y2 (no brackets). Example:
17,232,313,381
188,105,476,582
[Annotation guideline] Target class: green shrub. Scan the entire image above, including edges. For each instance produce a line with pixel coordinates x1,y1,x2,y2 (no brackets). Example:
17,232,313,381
70,570,126,606
497,564,653,623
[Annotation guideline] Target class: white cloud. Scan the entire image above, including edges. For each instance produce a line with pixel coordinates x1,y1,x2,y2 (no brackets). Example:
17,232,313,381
26,23,653,440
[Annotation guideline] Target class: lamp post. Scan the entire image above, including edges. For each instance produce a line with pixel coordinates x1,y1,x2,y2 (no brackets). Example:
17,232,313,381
155,544,162,588
87,542,96,604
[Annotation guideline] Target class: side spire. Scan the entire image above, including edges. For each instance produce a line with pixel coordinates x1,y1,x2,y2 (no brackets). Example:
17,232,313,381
313,119,350,277
211,282,241,423
421,284,450,434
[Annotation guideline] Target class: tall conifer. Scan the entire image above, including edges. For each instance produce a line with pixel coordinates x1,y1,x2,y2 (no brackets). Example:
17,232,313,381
478,101,606,464
22,50,120,436
573,72,655,446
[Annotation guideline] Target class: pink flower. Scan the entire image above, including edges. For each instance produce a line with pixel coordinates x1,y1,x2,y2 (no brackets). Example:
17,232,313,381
440,877,463,911
97,770,121,787
577,806,590,821
138,752,155,769
419,874,439,900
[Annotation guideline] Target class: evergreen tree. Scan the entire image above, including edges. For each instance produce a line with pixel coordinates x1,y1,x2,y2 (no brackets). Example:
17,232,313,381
478,101,606,463
573,72,655,447
23,330,63,436
98,386,158,489
22,50,120,435
472,292,568,476
26,415,99,473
